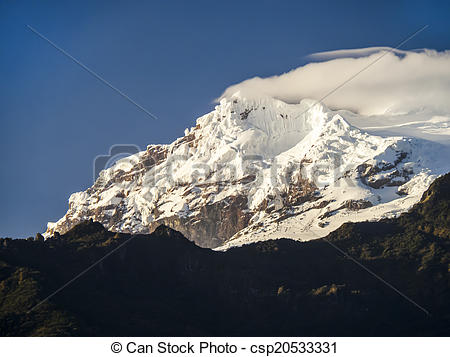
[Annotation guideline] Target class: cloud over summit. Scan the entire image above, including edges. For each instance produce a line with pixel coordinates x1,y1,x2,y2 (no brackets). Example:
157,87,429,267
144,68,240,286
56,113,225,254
220,48,450,116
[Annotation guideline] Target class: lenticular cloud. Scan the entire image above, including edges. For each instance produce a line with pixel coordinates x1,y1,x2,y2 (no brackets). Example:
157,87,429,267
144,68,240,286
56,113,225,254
219,48,450,116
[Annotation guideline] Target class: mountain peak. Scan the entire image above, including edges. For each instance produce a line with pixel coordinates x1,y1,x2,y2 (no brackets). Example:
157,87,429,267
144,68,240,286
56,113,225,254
45,97,450,248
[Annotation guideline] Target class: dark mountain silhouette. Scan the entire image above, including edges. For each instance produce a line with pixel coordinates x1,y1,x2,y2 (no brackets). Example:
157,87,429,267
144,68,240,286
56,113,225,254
0,173,449,336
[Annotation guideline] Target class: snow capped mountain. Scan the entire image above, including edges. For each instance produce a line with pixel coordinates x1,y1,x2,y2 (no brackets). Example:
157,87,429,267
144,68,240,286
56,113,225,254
45,93,450,248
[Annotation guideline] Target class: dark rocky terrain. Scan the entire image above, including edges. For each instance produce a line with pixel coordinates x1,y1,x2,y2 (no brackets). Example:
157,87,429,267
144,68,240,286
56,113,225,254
0,173,449,336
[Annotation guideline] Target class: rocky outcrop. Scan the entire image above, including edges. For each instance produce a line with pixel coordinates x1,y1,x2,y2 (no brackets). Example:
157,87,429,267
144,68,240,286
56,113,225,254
149,195,252,248
356,150,412,189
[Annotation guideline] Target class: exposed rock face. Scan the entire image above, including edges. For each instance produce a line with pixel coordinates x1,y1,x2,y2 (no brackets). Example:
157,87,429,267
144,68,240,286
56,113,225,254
356,151,412,189
45,95,450,248
149,195,252,248
342,200,373,210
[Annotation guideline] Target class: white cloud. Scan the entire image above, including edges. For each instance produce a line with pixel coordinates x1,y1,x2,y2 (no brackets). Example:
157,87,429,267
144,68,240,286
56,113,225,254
219,48,450,116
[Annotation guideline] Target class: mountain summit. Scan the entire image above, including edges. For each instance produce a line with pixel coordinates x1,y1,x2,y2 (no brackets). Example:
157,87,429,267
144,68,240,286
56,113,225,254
46,94,450,248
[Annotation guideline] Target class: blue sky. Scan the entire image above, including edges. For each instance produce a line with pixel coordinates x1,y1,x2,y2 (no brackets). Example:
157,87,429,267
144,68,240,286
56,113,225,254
1,0,449,237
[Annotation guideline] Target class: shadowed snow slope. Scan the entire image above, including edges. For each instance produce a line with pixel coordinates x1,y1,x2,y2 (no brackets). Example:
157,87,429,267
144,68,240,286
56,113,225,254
46,94,450,248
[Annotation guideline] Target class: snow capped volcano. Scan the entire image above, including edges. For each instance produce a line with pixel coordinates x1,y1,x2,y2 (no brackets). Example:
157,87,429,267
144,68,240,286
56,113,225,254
45,93,450,248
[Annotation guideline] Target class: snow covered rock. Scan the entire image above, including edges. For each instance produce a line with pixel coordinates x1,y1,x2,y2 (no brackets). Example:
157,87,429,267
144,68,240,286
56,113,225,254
45,94,450,248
